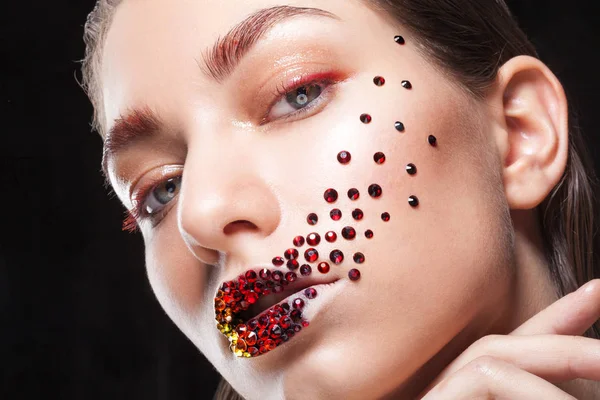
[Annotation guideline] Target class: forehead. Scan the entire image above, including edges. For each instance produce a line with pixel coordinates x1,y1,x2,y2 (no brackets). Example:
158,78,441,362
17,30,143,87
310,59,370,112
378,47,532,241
101,0,375,127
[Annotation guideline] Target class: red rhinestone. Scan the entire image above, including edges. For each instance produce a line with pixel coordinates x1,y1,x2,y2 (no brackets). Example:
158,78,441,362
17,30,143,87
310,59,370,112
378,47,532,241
353,252,365,264
304,248,319,263
293,324,302,332
236,324,248,337
394,35,406,45
300,264,312,276
293,236,305,247
330,209,342,221
285,272,297,283
368,184,383,198
342,227,356,240
272,257,284,267
348,188,360,201
286,329,295,338
402,80,412,89
409,195,420,207
269,324,283,338
352,209,364,221
374,152,386,164
318,262,330,274
307,213,319,225
406,163,417,175
428,135,437,146
337,151,352,164
247,319,258,330
265,339,276,351
290,310,302,321
279,316,292,329
360,114,372,124
272,270,283,282
348,268,361,281
324,188,338,203
304,287,318,299
365,230,374,239
281,303,290,313
253,281,265,293
258,315,270,328
284,248,299,260
246,292,258,304
248,346,259,356
259,268,271,280
306,233,320,246
381,212,391,222
373,76,385,86
246,331,258,346
329,250,344,265
301,320,310,328
286,259,299,270
259,345,268,354
244,270,257,283
259,329,270,340
293,298,305,309
325,231,337,243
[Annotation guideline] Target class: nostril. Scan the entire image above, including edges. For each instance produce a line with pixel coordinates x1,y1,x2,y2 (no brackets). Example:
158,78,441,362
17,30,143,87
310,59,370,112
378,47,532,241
223,220,258,235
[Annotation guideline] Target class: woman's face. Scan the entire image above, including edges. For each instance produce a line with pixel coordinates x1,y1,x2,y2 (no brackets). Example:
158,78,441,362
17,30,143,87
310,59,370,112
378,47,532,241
101,0,516,398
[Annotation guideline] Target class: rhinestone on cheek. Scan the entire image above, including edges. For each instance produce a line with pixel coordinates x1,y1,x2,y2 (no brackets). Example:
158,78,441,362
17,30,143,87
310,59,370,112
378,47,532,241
325,231,337,242
317,262,330,274
406,163,417,175
373,76,385,86
348,188,360,201
329,250,344,265
374,152,386,165
330,209,342,221
368,184,383,198
428,135,437,146
304,248,319,263
409,195,420,207
324,188,339,203
381,212,391,222
401,80,412,89
365,230,374,239
272,257,284,267
352,209,364,221
284,248,299,260
360,114,372,124
394,35,405,44
395,121,405,132
307,213,318,225
307,233,321,246
337,151,351,164
353,252,365,264
348,268,361,281
342,226,357,240
300,264,312,276
293,236,305,247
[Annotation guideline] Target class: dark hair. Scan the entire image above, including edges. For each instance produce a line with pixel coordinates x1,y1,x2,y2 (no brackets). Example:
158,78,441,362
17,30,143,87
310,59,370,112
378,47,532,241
80,1,600,399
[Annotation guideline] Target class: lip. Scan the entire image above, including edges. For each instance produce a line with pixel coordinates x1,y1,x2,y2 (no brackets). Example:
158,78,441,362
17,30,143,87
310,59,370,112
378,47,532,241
214,267,341,358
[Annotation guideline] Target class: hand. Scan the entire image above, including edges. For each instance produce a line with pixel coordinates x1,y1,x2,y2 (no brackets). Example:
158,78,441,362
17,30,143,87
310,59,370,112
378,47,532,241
418,279,600,399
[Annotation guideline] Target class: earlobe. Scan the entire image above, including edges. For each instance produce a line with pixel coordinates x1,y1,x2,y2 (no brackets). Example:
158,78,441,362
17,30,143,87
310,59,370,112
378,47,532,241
494,55,569,210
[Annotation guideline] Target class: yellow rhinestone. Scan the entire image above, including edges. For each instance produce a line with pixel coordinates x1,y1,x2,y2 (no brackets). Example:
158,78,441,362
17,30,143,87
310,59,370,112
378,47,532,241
243,352,251,358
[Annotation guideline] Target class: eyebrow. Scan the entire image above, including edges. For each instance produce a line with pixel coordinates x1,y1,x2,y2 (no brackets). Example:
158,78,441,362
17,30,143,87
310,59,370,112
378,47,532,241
101,5,340,186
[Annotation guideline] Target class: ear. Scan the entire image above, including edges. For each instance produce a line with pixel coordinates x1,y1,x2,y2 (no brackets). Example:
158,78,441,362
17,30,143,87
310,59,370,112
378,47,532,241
491,55,569,210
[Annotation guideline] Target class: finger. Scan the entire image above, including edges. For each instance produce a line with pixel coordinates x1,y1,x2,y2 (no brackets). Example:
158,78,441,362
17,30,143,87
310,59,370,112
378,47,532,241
420,356,576,400
421,334,600,394
511,279,600,336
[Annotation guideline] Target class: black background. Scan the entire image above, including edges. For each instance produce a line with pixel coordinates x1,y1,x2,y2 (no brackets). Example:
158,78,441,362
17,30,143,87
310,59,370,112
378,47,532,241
1,1,598,399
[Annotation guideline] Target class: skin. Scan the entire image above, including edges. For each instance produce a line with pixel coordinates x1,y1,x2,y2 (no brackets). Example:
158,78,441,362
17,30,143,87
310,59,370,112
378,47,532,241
99,0,597,398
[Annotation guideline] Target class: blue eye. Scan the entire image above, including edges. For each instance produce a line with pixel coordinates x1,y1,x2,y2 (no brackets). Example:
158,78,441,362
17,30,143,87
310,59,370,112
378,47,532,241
266,79,334,122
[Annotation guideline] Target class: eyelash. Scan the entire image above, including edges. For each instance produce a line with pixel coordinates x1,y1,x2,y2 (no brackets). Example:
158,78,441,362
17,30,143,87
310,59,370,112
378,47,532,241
122,72,341,233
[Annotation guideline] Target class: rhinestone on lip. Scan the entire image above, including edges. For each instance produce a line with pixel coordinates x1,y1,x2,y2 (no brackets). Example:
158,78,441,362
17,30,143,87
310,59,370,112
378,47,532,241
284,248,299,260
300,264,312,276
317,262,330,274
304,287,318,299
307,233,321,246
214,269,312,358
360,114,372,124
287,259,300,270
293,236,305,247
329,250,344,265
272,257,284,267
324,188,339,203
325,231,337,242
304,248,319,263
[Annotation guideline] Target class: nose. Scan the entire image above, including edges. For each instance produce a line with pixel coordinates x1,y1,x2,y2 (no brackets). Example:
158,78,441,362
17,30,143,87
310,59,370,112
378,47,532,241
178,139,281,265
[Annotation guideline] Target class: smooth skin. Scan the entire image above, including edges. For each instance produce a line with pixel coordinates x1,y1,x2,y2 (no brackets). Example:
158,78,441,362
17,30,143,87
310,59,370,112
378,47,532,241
99,0,600,398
